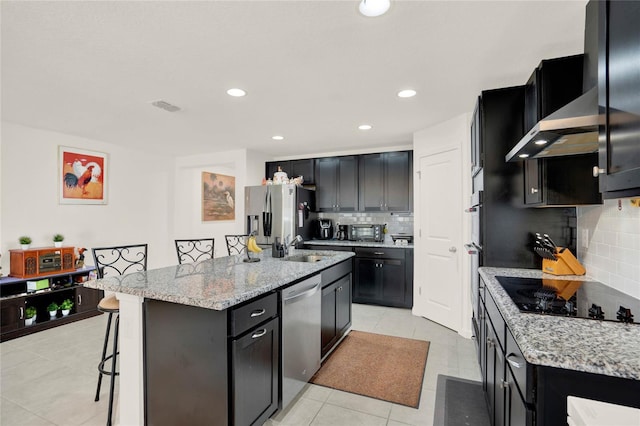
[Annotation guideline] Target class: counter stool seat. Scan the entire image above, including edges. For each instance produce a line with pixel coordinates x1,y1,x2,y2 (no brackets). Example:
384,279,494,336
98,295,119,312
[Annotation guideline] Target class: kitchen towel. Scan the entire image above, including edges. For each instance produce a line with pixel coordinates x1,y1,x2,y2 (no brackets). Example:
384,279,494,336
310,330,429,408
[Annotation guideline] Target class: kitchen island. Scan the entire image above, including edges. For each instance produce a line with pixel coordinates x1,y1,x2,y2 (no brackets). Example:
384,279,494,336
478,267,640,425
84,249,354,426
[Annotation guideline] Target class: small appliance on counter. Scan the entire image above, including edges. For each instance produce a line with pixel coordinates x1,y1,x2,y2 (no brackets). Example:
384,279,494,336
390,234,413,245
316,219,333,240
347,224,385,242
336,224,348,241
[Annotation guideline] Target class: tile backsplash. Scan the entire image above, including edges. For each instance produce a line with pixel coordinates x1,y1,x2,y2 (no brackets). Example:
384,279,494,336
577,198,640,298
317,212,414,243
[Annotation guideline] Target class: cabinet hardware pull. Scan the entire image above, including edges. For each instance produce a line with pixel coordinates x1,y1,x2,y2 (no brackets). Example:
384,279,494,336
500,380,510,389
592,166,605,177
506,354,522,369
78,294,82,305
464,243,478,254
486,337,494,348
530,187,539,194
251,329,267,339
250,309,266,317
465,207,477,213
373,252,385,255
19,307,24,320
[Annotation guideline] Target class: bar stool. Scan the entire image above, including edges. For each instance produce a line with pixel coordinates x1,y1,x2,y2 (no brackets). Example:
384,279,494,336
174,238,215,264
92,244,148,426
225,234,248,256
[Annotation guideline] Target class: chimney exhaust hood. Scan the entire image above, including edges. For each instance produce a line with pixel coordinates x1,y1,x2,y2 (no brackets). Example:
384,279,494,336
505,87,600,162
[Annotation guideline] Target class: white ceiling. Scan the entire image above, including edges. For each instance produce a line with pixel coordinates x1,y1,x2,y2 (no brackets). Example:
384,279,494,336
1,0,587,158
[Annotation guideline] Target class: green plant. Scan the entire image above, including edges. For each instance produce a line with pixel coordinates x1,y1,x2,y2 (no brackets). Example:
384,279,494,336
60,299,74,310
47,302,59,312
53,234,64,242
25,306,37,319
19,236,32,245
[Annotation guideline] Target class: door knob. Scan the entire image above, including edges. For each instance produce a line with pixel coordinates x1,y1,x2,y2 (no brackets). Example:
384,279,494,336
449,247,457,253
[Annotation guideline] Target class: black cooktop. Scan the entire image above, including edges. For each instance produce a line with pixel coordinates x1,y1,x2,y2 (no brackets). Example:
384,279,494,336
495,276,640,324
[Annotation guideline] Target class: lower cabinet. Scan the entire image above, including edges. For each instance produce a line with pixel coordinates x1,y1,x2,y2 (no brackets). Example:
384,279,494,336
353,247,412,308
0,297,25,334
321,274,351,358
231,317,279,426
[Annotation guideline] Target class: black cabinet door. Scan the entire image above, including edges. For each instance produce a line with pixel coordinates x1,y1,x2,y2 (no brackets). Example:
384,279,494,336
524,160,542,204
265,161,286,182
353,258,382,302
486,321,498,426
1,297,25,333
336,156,358,211
75,286,102,314
291,159,315,184
598,0,640,197
359,154,385,211
315,157,338,211
385,151,412,212
505,366,528,426
321,282,338,355
232,317,279,426
380,259,405,305
479,299,487,392
335,275,351,334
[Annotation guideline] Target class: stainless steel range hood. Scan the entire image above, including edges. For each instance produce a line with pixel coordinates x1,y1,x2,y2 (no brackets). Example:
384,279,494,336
505,87,600,162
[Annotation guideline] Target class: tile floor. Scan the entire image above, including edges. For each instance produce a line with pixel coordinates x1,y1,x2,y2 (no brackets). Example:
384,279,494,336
1,304,481,426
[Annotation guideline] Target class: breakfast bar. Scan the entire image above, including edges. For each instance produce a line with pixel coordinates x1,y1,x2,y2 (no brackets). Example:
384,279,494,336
84,249,354,425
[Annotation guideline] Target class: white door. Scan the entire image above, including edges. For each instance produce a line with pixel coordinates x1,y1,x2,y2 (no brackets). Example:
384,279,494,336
416,149,462,331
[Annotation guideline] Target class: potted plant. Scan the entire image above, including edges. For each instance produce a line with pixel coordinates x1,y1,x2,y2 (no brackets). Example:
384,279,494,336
60,299,74,316
19,236,32,250
47,302,59,319
53,234,64,248
25,306,37,326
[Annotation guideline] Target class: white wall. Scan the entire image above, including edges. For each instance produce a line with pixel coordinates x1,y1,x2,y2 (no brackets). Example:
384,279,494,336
577,199,640,298
1,122,175,270
412,113,472,338
172,149,270,258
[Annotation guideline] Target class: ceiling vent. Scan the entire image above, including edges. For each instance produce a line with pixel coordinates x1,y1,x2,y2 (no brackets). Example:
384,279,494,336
150,100,181,112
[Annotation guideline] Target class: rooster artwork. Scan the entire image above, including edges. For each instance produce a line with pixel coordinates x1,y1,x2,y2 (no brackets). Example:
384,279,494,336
59,147,107,204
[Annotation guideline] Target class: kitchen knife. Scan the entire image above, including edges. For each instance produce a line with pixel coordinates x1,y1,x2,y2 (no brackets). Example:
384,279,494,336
543,234,558,250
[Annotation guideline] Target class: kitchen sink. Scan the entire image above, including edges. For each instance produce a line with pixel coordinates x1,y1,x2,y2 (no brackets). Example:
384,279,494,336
284,255,326,263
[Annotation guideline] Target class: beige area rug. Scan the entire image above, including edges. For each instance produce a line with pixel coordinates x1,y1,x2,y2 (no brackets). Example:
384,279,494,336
310,330,430,408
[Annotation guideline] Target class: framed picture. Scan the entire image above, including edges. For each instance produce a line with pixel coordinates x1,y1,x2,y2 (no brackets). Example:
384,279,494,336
59,146,108,205
202,172,235,221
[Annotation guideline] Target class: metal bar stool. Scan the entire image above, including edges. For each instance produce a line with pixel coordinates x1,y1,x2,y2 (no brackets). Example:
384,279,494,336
174,238,215,264
225,234,248,256
92,244,148,426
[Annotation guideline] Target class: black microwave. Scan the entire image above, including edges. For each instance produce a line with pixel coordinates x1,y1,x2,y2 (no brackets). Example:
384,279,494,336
347,224,385,242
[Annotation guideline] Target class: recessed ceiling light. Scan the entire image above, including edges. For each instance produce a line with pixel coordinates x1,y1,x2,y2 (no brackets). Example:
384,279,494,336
519,154,530,158
534,140,548,145
359,0,391,17
397,89,417,98
272,135,284,141
226,88,246,97
358,124,373,130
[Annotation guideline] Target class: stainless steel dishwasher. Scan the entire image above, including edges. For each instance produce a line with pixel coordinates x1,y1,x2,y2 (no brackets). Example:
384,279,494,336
281,274,321,411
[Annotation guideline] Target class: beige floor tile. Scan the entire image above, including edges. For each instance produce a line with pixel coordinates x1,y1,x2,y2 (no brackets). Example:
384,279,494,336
325,389,392,419
0,347,49,372
271,397,323,425
0,397,57,426
301,384,332,403
310,403,387,426
389,389,436,426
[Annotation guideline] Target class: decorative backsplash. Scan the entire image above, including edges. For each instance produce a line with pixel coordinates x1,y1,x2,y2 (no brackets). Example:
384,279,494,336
317,212,414,243
577,198,640,298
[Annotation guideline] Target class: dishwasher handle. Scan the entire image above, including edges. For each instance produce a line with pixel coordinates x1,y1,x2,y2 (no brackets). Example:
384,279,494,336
283,282,320,305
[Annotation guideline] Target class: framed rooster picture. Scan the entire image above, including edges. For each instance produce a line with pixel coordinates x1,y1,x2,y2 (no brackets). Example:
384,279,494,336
59,146,108,205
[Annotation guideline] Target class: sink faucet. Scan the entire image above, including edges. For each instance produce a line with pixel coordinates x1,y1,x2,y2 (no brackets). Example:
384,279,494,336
284,235,303,256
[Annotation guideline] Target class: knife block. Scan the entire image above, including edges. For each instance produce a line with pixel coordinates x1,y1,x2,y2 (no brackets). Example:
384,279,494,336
542,248,586,276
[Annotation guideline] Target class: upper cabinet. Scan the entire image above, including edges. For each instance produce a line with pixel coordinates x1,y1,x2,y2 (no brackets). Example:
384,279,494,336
523,55,602,206
359,151,412,212
265,159,315,184
315,156,358,212
597,0,640,198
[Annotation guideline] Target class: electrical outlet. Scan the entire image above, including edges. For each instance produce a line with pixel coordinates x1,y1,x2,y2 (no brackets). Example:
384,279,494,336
581,229,589,248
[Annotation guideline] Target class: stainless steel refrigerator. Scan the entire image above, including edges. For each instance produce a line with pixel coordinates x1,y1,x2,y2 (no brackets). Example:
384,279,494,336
244,184,315,246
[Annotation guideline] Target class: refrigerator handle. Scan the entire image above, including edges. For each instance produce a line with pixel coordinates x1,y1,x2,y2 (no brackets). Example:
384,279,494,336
247,215,259,235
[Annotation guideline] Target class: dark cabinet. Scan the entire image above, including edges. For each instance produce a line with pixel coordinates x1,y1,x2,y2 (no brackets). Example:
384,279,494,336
315,156,358,212
231,317,279,426
0,268,102,342
598,0,640,198
353,247,411,308
1,297,25,334
321,274,351,358
523,54,601,206
359,151,412,212
266,159,315,184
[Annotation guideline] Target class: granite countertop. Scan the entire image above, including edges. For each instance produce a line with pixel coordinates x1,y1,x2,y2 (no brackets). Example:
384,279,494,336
305,239,414,249
84,250,354,311
479,267,640,380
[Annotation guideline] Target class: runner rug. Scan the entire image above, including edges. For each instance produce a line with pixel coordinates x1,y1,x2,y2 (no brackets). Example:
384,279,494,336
309,330,430,408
